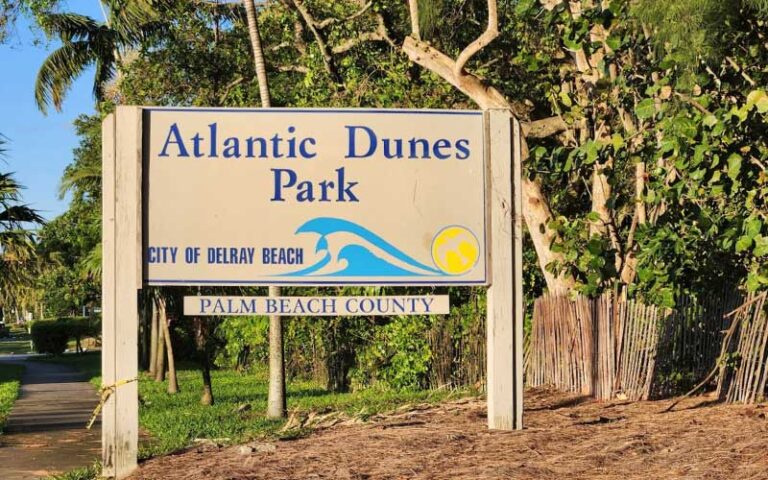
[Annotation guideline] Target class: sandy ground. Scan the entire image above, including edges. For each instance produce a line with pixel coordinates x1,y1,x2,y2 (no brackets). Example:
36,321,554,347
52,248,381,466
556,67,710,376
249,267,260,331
129,388,768,480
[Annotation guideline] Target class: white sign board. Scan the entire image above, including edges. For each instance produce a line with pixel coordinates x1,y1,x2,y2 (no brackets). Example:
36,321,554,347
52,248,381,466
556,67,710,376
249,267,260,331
144,108,487,286
184,295,450,316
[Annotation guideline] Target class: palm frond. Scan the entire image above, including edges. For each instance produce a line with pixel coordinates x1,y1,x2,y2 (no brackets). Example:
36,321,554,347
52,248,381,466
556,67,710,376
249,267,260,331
105,0,167,44
0,234,38,306
80,242,102,280
35,41,97,113
38,12,101,42
0,172,23,200
33,2,170,112
0,205,44,225
0,169,38,305
58,162,102,199
745,0,768,16
0,229,36,256
633,0,740,68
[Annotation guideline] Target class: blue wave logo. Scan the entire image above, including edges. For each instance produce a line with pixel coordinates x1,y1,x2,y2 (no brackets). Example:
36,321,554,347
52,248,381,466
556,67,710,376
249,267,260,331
281,217,445,277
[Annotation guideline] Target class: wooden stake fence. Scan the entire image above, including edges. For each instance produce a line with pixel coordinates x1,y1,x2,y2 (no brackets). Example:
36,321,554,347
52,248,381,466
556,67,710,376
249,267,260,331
526,289,742,401
716,293,768,404
654,289,741,397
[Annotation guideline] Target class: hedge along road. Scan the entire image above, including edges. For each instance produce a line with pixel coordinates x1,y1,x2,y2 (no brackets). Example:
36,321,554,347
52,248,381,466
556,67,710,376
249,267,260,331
0,355,100,479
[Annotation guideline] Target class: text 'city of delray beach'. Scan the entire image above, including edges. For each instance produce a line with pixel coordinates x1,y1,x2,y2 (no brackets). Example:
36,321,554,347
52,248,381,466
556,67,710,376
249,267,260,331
157,122,472,203
146,246,302,266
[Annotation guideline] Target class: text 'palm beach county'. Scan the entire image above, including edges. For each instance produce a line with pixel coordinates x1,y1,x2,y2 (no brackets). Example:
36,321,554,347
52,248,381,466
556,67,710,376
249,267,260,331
183,296,451,317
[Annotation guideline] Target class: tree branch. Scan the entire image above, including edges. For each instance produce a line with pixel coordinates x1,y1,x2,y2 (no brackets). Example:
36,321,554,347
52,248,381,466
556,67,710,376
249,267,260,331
218,76,244,104
523,116,570,139
316,1,372,29
725,56,756,87
332,15,395,54
408,0,421,40
277,65,309,73
290,0,338,80
402,36,509,111
454,0,499,79
674,92,713,116
269,41,291,52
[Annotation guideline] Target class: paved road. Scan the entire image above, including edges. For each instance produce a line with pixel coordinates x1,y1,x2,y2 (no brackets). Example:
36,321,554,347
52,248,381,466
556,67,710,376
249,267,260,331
0,356,100,479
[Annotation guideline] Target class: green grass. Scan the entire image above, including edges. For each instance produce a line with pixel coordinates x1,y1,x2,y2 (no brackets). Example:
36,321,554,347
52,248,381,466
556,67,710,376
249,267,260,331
138,367,469,457
40,352,477,459
0,363,25,433
0,333,33,355
46,463,100,480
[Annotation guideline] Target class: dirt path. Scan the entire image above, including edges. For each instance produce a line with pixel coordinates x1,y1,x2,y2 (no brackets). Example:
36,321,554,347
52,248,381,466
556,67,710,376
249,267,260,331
0,356,100,480
130,388,768,480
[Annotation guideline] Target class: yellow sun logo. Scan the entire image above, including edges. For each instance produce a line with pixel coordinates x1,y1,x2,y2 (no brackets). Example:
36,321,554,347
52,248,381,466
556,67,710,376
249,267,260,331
431,226,480,275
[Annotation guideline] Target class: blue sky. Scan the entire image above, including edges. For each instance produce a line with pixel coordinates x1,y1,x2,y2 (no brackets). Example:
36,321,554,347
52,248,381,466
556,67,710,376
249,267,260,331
0,1,104,220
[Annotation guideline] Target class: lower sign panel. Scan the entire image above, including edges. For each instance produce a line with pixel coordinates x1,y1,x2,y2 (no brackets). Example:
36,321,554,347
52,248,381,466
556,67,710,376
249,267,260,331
184,295,450,316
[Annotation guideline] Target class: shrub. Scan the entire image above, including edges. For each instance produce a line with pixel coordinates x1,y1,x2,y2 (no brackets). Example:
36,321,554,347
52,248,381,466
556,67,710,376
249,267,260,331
67,316,101,351
30,317,101,355
30,320,70,355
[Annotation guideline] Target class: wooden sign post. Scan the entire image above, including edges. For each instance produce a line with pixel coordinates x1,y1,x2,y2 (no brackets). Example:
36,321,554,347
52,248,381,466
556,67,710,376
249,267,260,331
102,108,141,478
101,106,522,479
486,110,524,430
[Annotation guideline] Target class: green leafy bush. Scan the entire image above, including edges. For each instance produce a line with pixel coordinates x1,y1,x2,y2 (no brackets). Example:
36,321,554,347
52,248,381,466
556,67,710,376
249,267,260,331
30,317,100,355
31,320,69,355
215,316,269,370
66,316,101,351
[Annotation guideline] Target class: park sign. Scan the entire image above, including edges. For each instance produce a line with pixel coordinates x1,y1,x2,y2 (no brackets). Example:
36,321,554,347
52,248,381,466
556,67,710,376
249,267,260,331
144,108,487,286
102,107,523,478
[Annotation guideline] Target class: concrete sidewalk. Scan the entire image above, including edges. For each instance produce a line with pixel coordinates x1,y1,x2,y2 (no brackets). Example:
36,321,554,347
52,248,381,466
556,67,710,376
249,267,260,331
0,357,100,480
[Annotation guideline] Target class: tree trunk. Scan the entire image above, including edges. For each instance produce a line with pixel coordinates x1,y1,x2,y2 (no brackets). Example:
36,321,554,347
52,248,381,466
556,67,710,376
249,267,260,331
522,177,575,293
243,0,271,108
200,354,214,406
154,309,166,382
401,36,575,293
194,316,214,405
244,0,287,418
620,161,647,284
267,287,287,418
158,296,179,394
149,297,159,376
634,161,647,226
589,164,612,237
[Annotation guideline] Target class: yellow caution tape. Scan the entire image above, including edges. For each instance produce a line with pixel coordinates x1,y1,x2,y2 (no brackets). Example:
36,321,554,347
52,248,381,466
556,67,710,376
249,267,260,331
86,378,138,430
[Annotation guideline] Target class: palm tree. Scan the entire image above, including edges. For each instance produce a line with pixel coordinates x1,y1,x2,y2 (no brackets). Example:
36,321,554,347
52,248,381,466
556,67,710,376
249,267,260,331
243,0,286,419
58,162,102,199
57,130,103,280
0,138,44,317
34,0,167,113
243,0,270,108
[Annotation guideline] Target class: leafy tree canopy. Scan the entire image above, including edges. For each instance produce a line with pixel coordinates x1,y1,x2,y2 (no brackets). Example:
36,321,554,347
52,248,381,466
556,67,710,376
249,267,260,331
31,0,768,316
